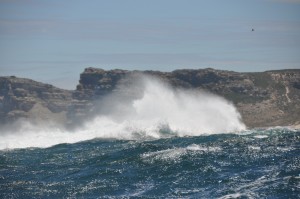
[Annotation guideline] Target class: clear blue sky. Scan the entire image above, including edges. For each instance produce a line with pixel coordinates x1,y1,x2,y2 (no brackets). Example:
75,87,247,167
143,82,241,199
1,0,300,89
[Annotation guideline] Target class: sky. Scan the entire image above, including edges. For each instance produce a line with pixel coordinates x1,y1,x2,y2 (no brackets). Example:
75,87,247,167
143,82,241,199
0,0,300,89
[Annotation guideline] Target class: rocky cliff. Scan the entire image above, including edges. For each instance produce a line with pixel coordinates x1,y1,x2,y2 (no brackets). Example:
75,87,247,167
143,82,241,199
0,76,72,125
1,68,299,128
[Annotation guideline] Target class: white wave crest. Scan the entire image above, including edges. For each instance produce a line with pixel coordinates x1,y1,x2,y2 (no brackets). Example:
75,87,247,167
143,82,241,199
0,75,246,149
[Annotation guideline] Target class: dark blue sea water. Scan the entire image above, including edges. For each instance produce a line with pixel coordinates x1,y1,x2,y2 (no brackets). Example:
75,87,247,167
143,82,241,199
0,128,299,198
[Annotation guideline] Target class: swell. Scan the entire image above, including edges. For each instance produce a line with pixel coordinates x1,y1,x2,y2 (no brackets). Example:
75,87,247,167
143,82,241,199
1,129,299,198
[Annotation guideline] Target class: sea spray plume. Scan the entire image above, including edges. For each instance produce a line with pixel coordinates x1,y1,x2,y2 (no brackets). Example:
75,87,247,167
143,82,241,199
84,74,246,138
0,74,246,149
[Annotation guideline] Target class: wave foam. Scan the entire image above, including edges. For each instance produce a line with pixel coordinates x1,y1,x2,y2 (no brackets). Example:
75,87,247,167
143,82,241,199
0,75,246,149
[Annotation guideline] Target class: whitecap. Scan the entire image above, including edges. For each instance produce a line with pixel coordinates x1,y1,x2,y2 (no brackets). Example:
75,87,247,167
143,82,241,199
0,75,246,150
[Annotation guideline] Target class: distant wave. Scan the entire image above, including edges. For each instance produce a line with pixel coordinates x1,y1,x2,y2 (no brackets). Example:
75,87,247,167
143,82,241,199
0,76,246,149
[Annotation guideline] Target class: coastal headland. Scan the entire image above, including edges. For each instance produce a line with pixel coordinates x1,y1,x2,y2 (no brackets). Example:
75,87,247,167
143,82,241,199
1,68,299,128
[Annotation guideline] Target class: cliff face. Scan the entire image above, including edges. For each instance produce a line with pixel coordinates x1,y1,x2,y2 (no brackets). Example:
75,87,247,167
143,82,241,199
0,76,72,125
1,68,299,128
74,68,300,128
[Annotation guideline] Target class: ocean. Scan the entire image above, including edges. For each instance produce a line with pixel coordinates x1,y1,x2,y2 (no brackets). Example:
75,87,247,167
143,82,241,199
0,128,299,198
1,77,299,198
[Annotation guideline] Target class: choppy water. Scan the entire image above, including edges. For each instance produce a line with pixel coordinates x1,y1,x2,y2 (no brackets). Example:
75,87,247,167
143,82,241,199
1,77,299,197
0,128,299,198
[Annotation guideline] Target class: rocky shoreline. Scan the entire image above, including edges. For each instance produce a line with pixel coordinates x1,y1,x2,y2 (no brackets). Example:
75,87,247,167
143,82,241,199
1,68,299,128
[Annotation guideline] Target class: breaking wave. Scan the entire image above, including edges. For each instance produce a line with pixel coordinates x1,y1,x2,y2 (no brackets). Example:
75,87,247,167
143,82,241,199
0,76,246,149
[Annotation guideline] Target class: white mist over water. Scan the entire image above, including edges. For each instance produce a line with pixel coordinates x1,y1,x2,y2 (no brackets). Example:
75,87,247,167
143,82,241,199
0,76,246,149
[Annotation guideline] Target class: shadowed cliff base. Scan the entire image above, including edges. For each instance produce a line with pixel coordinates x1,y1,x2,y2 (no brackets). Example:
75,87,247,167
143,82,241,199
0,68,299,129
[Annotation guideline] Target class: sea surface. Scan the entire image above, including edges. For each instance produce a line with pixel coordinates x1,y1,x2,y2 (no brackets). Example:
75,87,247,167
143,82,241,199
0,128,299,198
